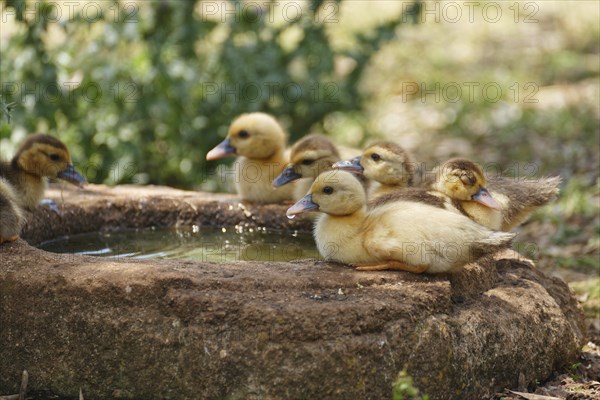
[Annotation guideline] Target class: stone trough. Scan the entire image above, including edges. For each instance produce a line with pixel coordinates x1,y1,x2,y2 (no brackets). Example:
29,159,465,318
0,184,586,399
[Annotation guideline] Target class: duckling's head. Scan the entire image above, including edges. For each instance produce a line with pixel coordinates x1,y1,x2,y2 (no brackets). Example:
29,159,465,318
273,134,340,187
333,141,415,187
433,158,501,209
206,113,287,161
12,134,86,186
287,170,366,217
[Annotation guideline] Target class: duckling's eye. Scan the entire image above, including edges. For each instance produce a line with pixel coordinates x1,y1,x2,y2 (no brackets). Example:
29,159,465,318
238,130,250,139
49,154,60,161
322,186,334,195
371,153,381,162
460,174,475,186
301,159,314,166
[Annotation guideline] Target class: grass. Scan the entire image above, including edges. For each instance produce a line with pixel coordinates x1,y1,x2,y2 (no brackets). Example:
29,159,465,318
570,278,600,321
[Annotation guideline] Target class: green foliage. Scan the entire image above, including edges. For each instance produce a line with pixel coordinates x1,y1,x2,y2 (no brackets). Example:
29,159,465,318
392,369,429,400
0,100,15,123
0,0,417,188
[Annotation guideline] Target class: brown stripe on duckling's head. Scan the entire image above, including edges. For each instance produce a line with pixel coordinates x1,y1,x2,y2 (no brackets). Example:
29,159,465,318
431,158,501,209
291,134,339,159
360,141,416,187
436,158,486,187
283,134,342,181
13,133,69,161
11,134,86,186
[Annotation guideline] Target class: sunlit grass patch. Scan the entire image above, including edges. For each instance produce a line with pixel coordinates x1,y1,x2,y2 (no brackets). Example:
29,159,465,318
570,278,600,320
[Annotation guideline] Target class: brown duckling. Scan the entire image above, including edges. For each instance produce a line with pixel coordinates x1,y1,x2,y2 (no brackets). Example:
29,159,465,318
333,141,416,198
426,158,560,231
0,179,25,243
206,113,295,203
0,134,86,210
287,170,514,273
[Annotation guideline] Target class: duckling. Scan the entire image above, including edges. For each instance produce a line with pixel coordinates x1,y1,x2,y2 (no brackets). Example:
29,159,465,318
426,158,560,231
287,170,514,273
425,158,503,230
0,134,86,210
333,141,416,198
272,134,361,200
0,179,25,244
206,113,295,203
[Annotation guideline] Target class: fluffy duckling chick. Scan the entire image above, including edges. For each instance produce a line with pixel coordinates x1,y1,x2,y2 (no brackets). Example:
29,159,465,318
426,158,503,230
0,179,25,244
287,170,514,273
0,134,86,210
333,141,416,198
272,134,361,200
206,113,295,203
427,158,560,231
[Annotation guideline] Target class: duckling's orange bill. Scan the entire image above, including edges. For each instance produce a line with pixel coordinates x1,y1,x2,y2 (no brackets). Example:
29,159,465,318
332,156,363,174
272,166,302,188
286,194,319,217
472,188,501,210
57,164,86,187
206,138,236,160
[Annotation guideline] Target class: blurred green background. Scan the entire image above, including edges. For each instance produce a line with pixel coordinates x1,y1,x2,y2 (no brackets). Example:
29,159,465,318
1,1,598,329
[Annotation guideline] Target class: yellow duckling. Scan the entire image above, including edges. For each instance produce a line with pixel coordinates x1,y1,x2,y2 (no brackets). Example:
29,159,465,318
0,179,25,244
272,134,361,200
0,134,86,210
426,158,503,230
206,113,295,203
287,170,514,273
427,158,560,231
333,141,416,198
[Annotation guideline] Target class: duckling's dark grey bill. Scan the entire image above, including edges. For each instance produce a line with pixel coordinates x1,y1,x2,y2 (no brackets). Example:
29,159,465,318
206,138,236,160
472,187,502,210
286,194,319,216
332,156,364,174
272,166,302,188
57,164,87,187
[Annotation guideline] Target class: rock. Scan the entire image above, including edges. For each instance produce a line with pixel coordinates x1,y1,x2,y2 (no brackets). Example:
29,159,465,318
0,185,586,399
20,184,312,245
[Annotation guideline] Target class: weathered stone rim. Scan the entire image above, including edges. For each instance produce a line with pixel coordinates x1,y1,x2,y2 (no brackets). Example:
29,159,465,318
0,184,587,400
21,184,313,246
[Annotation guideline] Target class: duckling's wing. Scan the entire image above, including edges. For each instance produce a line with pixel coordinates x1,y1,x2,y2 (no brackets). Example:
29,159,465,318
367,188,448,210
362,203,452,265
368,188,464,219
363,203,515,272
488,175,561,229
